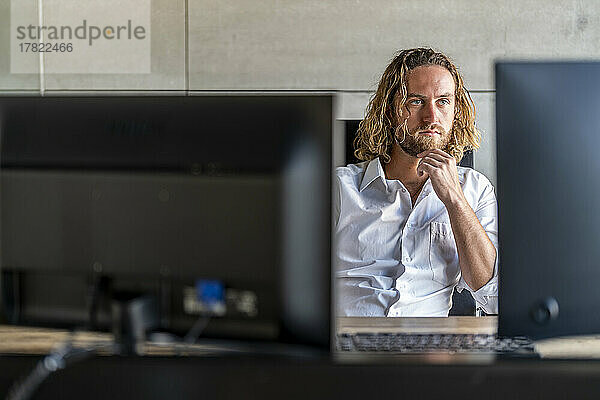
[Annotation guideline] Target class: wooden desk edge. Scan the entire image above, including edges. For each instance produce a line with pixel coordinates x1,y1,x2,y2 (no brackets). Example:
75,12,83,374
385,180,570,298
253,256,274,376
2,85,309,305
337,316,498,335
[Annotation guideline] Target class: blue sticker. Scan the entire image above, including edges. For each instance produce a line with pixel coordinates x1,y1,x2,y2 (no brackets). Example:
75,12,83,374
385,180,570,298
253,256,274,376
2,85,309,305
195,280,225,304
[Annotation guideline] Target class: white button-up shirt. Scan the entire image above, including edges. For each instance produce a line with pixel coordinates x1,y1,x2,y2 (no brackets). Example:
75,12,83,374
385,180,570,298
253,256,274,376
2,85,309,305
334,157,498,317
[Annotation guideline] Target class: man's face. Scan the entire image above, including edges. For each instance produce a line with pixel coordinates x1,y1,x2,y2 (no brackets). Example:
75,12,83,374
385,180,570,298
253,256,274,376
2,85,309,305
395,65,456,157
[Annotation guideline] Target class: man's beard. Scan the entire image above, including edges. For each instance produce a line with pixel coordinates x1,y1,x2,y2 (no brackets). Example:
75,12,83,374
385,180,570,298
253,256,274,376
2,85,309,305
398,124,452,157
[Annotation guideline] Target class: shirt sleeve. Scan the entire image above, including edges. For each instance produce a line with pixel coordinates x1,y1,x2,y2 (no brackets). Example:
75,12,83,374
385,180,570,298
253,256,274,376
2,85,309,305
332,172,342,229
455,178,499,314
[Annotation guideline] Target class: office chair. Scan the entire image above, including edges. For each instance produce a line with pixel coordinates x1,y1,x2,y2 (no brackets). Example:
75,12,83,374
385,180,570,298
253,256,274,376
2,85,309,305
449,287,478,316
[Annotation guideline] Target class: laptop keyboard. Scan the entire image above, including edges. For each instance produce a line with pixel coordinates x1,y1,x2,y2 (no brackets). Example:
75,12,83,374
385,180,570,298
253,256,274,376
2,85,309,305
336,333,535,353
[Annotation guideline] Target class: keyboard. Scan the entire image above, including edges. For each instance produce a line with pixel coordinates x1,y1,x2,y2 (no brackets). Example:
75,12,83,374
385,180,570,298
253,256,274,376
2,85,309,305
336,333,535,353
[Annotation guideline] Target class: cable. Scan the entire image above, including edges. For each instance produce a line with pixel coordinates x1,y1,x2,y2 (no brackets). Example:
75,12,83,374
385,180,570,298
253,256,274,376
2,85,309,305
5,336,112,400
87,274,110,330
182,315,211,344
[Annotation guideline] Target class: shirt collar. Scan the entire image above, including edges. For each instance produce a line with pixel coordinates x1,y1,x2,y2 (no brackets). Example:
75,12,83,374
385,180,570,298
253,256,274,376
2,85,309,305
359,158,387,192
457,167,466,185
359,156,467,193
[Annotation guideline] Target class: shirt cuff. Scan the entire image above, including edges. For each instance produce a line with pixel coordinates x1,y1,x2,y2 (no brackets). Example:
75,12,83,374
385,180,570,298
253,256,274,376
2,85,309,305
456,275,498,314
455,253,499,314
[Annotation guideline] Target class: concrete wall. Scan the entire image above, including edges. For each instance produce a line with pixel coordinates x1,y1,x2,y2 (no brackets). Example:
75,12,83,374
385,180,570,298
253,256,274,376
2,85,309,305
3,0,600,185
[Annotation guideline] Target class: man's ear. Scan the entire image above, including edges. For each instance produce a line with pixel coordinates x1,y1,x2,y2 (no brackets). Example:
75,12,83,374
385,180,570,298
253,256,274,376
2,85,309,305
391,93,407,123
394,104,412,125
389,99,399,124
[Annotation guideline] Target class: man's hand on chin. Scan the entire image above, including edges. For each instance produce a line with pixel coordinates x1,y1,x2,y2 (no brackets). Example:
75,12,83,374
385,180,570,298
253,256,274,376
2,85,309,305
416,149,466,208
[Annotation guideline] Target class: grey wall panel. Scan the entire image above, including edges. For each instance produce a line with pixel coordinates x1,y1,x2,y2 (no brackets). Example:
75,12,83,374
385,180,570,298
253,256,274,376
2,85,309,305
471,92,496,189
42,0,185,90
0,0,40,90
335,92,371,121
189,0,600,91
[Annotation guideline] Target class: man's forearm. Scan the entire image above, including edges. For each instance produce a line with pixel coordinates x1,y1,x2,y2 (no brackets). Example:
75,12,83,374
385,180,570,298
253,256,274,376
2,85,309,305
445,195,496,291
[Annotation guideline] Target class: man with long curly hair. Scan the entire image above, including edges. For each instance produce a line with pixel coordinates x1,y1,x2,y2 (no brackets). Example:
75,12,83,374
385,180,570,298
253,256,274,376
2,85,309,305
334,48,498,317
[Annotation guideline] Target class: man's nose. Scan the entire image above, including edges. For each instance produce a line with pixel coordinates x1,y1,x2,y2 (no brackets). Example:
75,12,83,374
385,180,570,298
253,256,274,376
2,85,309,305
421,101,437,124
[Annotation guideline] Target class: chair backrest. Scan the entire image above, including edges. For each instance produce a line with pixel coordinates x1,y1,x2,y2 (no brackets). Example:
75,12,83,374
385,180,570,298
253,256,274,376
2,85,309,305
449,287,476,316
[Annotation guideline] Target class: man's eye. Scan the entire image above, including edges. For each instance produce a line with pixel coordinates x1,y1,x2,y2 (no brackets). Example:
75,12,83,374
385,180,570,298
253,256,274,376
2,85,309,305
438,99,451,106
408,99,422,106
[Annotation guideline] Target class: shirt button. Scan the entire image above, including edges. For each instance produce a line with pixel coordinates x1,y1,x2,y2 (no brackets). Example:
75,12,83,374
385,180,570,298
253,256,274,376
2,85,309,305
403,256,411,263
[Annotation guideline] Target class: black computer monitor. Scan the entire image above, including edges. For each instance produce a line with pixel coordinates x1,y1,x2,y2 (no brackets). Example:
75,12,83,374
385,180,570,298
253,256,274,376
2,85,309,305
496,62,600,339
0,95,333,349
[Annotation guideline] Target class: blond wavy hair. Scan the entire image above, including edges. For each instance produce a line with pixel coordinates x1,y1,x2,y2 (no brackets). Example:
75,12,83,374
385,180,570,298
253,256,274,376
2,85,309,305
354,48,481,164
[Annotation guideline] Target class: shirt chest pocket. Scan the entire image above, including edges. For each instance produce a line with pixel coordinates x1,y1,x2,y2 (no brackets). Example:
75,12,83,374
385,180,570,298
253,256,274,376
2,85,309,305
429,221,460,286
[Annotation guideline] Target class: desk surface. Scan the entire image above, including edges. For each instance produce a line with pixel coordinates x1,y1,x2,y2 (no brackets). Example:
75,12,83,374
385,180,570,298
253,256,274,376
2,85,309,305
337,316,497,334
3,320,600,400
3,317,600,359
0,317,497,357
